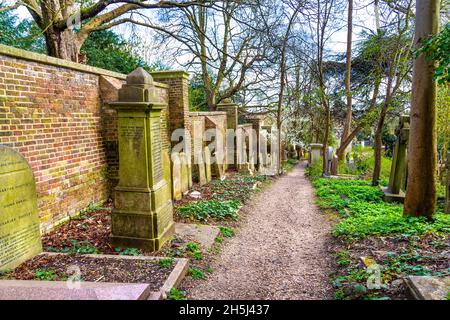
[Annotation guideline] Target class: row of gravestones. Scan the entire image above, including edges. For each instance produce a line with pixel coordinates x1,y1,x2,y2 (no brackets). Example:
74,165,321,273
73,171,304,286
171,146,220,201
1,68,244,273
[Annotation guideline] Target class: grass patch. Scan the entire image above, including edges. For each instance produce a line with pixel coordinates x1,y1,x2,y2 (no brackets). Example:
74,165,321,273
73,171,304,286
308,158,450,300
46,239,99,254
282,158,298,172
208,174,266,203
188,267,206,280
219,226,235,237
185,242,203,260
167,288,187,300
34,268,67,281
309,176,450,240
177,200,240,221
114,247,142,256
158,258,175,269
338,146,392,179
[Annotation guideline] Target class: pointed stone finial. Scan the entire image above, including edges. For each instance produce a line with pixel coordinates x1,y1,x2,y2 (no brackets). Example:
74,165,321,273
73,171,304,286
126,67,153,85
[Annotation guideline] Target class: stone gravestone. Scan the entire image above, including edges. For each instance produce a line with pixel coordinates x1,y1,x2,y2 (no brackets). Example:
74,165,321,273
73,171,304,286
0,146,42,271
309,143,323,166
109,68,174,251
381,115,409,203
446,152,450,214
171,153,182,201
196,153,207,186
179,152,190,194
204,147,212,183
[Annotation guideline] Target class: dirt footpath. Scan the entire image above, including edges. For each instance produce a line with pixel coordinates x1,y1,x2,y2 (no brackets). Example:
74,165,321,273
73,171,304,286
189,163,335,300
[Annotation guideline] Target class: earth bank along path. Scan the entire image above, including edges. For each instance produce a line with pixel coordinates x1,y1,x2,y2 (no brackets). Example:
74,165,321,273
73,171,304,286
189,163,334,299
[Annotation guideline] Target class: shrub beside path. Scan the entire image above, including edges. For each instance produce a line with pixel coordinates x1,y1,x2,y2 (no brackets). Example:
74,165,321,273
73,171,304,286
189,163,335,299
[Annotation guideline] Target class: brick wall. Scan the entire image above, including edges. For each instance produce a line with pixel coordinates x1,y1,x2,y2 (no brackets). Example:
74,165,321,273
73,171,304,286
151,71,191,152
0,45,170,232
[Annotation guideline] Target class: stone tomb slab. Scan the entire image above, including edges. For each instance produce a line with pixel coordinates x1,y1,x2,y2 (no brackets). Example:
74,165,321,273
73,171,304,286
0,253,189,300
0,146,42,271
404,276,450,300
0,280,152,300
175,223,220,251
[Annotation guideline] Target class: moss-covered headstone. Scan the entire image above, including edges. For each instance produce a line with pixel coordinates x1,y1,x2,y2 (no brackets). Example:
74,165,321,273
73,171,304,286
381,115,409,203
0,146,42,271
109,68,174,251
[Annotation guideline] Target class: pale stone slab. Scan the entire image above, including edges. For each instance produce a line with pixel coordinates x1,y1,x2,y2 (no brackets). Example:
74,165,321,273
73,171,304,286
0,253,189,300
197,154,207,186
0,146,42,271
204,147,212,182
175,223,220,250
171,153,182,200
309,143,323,165
0,280,153,300
404,276,450,300
180,152,190,194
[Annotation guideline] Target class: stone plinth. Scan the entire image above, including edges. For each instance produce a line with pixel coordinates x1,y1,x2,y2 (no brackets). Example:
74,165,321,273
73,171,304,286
109,68,174,251
0,146,42,271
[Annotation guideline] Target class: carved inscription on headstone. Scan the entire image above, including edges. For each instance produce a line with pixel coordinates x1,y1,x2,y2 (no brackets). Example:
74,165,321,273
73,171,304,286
151,118,163,183
0,146,42,271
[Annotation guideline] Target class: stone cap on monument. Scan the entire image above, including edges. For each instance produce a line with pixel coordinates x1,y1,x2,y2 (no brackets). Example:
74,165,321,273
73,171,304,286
309,143,323,149
217,98,238,108
126,67,154,86
112,68,164,108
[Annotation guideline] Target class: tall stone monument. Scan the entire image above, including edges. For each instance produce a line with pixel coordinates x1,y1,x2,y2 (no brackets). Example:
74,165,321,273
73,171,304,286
0,146,42,271
381,115,410,203
109,68,174,251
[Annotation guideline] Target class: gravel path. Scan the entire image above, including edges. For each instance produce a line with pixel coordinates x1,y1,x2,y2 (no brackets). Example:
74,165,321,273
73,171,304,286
189,163,335,300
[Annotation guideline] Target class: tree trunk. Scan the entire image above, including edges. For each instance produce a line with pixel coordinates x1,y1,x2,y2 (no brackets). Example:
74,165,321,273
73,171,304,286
372,74,393,185
339,0,353,161
322,105,330,175
404,0,440,219
44,28,84,62
372,108,387,185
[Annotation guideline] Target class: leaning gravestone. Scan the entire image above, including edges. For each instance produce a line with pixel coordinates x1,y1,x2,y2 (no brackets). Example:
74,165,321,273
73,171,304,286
0,146,42,271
